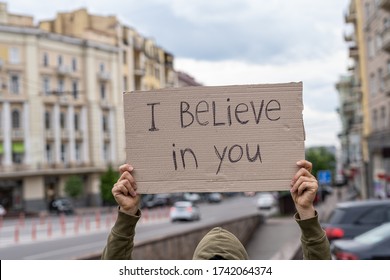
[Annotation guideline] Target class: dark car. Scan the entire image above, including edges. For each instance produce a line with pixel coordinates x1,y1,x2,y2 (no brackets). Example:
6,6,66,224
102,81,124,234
322,199,390,242
143,194,172,209
331,222,390,260
49,198,74,215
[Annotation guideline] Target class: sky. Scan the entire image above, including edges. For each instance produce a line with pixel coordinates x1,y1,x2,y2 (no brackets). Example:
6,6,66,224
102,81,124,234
5,0,351,148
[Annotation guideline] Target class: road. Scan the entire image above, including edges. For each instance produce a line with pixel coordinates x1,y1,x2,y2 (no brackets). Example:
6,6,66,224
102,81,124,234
0,194,260,260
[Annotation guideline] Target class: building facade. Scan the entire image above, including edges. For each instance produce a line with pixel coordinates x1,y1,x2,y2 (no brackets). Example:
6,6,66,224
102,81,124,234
340,0,390,198
0,3,178,213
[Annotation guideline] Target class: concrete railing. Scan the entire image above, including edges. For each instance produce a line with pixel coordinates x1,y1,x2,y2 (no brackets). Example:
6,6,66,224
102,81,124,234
81,213,264,260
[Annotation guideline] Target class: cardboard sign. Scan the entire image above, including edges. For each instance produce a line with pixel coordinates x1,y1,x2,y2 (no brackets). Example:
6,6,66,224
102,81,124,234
123,82,305,194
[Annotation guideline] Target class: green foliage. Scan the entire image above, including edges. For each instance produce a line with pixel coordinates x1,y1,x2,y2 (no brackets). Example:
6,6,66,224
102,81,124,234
100,165,119,205
64,175,84,199
305,147,336,181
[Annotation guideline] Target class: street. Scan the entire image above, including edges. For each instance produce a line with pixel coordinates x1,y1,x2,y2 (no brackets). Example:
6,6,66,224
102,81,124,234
0,195,260,260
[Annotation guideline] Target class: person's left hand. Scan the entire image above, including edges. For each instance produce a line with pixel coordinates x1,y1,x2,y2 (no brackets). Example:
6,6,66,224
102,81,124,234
290,160,318,219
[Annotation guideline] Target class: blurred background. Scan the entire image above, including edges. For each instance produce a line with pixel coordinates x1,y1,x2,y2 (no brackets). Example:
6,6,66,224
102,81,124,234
0,0,389,260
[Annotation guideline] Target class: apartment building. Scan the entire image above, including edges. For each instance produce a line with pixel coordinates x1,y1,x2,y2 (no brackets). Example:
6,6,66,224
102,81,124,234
0,3,178,213
340,0,390,198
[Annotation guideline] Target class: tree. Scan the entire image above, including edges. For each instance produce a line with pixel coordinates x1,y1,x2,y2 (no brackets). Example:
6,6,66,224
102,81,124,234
305,146,336,180
64,175,84,199
100,165,119,205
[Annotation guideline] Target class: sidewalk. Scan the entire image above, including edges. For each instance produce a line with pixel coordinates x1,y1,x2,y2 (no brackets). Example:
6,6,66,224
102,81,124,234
245,187,347,259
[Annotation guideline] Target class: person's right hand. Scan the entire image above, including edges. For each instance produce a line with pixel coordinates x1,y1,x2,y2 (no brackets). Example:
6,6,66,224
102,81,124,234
112,163,140,216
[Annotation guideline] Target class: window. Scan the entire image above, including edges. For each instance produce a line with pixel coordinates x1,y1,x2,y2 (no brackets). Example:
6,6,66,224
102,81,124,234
99,63,105,72
60,112,66,129
45,111,51,130
368,37,375,58
123,50,127,65
75,142,81,162
387,60,390,74
155,67,160,79
12,152,23,164
103,142,110,162
370,73,376,95
74,112,79,131
46,143,53,163
381,106,386,129
57,79,64,94
100,83,106,100
57,55,63,66
10,74,20,94
358,208,385,224
376,33,382,50
71,58,77,71
43,77,51,95
364,2,370,21
373,109,378,131
378,69,384,92
9,47,20,64
11,109,20,129
60,143,67,163
72,80,78,99
102,114,108,132
43,52,49,67
123,75,128,90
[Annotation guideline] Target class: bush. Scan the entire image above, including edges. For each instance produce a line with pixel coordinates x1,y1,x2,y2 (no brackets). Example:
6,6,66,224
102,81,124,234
64,175,84,199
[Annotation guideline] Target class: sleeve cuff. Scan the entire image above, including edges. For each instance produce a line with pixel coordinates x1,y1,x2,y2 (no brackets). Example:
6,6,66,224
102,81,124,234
112,208,141,236
294,211,325,242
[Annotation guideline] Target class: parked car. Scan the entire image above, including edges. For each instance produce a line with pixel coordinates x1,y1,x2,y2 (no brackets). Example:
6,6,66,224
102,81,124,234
257,192,277,210
0,204,6,216
143,193,172,209
207,193,222,203
49,198,74,215
322,199,390,242
331,222,390,260
170,201,200,222
183,192,201,203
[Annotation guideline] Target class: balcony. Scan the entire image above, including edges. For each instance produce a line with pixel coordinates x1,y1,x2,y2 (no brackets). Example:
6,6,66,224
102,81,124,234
75,130,83,139
58,95,70,105
12,129,24,139
57,65,70,76
61,130,69,139
97,71,111,81
45,130,54,139
344,10,356,24
380,0,390,12
382,26,390,53
349,46,359,58
103,131,110,141
134,66,145,76
384,73,390,96
344,32,354,42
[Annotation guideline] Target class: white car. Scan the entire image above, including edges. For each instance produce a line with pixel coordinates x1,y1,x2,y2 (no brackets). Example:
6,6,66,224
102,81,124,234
257,193,277,210
170,201,201,222
0,204,6,216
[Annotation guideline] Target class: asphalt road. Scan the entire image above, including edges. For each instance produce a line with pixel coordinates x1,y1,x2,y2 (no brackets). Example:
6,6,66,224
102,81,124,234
0,194,260,260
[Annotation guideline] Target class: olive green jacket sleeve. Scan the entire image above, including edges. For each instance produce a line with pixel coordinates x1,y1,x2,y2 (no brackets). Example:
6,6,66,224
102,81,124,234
101,209,141,260
294,212,331,260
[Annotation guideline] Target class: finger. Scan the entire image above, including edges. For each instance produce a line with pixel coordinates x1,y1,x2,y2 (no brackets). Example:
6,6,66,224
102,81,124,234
291,176,317,193
113,181,130,196
291,167,314,187
119,164,134,175
119,178,137,197
296,160,312,173
119,171,137,191
297,181,317,196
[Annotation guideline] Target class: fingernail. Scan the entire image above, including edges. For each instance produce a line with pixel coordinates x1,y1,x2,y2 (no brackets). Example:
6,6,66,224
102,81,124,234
129,165,134,171
296,161,302,165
